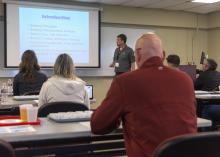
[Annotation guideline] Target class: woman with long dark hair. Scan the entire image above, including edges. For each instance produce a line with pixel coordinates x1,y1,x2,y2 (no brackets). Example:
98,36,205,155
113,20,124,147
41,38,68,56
13,50,47,95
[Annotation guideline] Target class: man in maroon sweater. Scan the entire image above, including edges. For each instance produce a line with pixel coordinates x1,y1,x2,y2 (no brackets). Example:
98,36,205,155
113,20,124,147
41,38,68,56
91,33,197,157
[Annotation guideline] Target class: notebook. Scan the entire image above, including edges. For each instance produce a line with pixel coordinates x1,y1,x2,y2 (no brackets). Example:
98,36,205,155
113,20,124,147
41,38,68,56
85,85,93,100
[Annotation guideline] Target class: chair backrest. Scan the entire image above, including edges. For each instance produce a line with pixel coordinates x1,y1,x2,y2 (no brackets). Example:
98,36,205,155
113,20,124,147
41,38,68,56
0,140,15,157
153,132,220,157
23,90,40,95
38,101,89,117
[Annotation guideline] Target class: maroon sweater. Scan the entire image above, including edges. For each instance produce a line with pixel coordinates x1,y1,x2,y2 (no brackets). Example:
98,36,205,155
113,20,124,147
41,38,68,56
91,57,197,157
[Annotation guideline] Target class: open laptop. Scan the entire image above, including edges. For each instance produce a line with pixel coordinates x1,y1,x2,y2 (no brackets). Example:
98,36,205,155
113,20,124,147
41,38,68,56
179,65,197,82
85,85,93,100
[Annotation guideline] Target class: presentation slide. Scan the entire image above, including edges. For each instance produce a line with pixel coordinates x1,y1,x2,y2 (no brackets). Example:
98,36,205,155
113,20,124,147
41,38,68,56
6,3,100,68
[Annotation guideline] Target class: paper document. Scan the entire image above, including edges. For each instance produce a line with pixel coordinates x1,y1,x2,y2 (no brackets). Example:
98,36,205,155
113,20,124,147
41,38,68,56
79,122,91,130
0,125,36,134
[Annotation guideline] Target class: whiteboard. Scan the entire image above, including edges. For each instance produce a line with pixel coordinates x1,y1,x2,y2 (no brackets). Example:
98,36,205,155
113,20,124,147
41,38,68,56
0,22,153,77
77,26,153,76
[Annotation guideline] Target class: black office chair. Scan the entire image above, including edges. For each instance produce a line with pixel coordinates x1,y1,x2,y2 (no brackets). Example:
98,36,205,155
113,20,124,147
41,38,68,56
0,139,15,157
23,90,40,95
38,101,89,117
153,132,220,157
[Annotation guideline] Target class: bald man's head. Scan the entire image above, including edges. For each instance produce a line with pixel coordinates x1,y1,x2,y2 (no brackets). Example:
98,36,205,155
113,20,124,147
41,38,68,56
135,33,163,68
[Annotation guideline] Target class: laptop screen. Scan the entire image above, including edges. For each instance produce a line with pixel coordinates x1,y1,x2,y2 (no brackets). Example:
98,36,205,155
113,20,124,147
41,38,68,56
179,65,197,82
85,85,93,100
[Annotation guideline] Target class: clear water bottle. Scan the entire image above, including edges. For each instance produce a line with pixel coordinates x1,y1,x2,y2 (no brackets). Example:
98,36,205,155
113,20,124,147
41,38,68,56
1,83,8,103
7,79,13,95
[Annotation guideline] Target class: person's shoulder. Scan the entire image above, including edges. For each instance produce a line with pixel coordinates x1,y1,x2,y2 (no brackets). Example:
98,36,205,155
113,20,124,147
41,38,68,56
14,72,23,79
43,76,55,86
75,77,86,84
36,70,46,75
209,70,220,78
48,76,59,82
36,70,47,77
198,70,211,78
216,70,220,75
114,47,119,52
125,45,134,51
14,72,21,77
210,70,220,74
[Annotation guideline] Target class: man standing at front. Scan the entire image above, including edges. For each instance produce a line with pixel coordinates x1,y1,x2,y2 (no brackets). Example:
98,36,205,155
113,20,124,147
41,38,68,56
91,33,197,157
110,34,135,76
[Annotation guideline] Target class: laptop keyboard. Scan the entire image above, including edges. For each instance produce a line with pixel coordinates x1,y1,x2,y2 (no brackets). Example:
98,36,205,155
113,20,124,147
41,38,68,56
13,95,39,100
48,111,93,122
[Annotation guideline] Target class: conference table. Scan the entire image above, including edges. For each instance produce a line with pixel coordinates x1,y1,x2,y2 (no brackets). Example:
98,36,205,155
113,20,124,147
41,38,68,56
0,97,36,116
0,117,212,157
2,118,124,157
195,91,220,100
0,93,213,156
0,97,37,106
195,91,220,117
0,96,96,106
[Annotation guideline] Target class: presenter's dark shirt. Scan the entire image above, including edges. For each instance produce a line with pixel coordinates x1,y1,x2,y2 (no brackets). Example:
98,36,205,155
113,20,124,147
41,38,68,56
195,70,220,91
13,70,47,96
113,45,135,73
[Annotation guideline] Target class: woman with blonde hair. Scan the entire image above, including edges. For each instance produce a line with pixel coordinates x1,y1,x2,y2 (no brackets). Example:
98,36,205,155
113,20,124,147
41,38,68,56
38,53,90,108
13,50,47,95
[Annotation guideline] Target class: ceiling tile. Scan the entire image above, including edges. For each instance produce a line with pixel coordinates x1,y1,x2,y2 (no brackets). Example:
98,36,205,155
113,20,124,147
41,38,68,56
166,1,204,10
74,0,101,2
145,0,187,8
70,0,220,14
99,0,130,5
186,2,220,13
123,0,160,7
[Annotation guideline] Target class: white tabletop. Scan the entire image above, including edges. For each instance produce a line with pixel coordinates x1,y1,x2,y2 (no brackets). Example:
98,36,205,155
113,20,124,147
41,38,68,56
197,117,212,127
195,90,211,94
1,118,91,143
0,96,37,106
0,96,96,107
0,117,211,143
196,94,220,99
195,90,220,99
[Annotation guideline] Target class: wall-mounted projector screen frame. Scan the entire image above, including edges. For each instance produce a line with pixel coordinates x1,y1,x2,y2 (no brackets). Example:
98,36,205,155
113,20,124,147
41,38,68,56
4,1,100,68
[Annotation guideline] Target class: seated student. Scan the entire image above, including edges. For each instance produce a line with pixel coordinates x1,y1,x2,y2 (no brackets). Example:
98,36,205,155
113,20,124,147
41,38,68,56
166,54,180,68
195,59,220,127
195,58,220,91
38,53,90,109
91,33,196,157
13,50,47,96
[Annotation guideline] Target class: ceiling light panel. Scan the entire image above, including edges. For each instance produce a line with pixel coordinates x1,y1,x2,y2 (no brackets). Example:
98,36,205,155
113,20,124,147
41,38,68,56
192,0,220,3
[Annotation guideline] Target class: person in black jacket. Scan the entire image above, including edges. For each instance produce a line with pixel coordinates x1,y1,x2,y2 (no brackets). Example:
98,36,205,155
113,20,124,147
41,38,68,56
13,50,47,96
195,58,220,91
195,58,220,128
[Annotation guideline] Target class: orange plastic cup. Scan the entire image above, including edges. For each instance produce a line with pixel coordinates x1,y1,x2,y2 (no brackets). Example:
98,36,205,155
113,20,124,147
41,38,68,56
19,104,33,122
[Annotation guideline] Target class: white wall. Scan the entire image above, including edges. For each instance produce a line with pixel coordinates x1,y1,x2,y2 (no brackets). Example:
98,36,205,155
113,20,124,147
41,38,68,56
1,2,218,107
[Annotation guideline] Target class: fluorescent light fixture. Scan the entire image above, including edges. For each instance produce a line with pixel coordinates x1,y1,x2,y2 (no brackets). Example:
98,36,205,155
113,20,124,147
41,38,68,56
192,0,220,3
